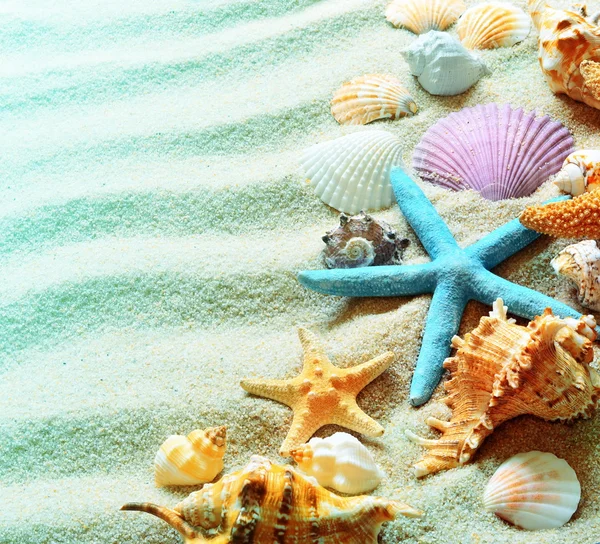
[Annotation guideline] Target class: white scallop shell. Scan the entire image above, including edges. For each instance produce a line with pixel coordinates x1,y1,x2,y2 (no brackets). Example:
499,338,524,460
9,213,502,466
290,432,385,495
551,239,600,311
457,2,530,50
554,149,600,196
402,31,490,96
483,451,581,530
300,130,404,214
331,74,417,125
385,0,466,34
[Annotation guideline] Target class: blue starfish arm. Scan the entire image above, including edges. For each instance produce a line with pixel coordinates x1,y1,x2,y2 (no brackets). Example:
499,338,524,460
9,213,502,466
465,196,571,269
297,263,437,297
391,168,460,260
409,279,469,407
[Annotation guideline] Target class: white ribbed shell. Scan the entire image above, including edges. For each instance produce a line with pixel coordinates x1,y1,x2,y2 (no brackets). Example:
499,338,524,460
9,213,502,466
386,0,466,34
457,2,530,50
331,74,417,125
291,433,385,495
300,131,404,214
483,451,581,530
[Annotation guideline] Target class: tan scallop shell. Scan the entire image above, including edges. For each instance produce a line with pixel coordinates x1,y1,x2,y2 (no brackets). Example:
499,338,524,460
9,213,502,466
154,426,226,487
124,455,422,543
457,2,530,49
385,0,466,34
331,74,417,126
406,299,600,477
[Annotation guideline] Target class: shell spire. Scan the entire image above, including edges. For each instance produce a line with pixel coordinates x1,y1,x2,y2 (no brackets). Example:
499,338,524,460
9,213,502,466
123,456,421,543
553,149,600,195
406,299,600,477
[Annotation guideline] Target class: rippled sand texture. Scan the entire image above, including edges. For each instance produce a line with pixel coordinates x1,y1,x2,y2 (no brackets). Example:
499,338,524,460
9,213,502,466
2,0,600,542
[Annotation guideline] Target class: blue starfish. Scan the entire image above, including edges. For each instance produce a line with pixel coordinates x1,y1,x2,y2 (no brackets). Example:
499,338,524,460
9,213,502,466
298,168,586,407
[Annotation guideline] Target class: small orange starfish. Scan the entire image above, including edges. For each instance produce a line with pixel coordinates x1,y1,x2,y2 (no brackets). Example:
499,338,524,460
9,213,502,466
240,328,394,456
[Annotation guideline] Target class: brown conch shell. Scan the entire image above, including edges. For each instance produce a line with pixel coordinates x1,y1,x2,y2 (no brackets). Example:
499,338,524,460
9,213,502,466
122,455,422,543
322,211,409,269
528,0,600,109
406,299,599,477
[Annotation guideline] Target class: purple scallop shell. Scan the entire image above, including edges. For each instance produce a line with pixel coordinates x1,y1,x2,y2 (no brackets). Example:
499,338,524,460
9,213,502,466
412,103,575,201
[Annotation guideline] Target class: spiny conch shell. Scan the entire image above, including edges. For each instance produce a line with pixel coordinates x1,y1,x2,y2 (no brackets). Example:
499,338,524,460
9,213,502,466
290,432,386,495
300,130,404,214
552,240,600,312
483,451,581,530
406,298,600,477
322,211,410,269
457,2,530,50
331,74,417,126
122,455,422,544
554,149,600,196
402,31,490,96
528,0,600,110
412,103,574,201
154,426,226,487
385,0,466,34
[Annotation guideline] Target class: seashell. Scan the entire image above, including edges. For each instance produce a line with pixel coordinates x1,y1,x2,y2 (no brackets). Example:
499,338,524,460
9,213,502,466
457,2,530,50
553,149,600,196
552,240,600,311
290,432,386,495
123,455,422,543
322,211,409,269
528,0,600,110
300,131,404,214
402,31,490,96
154,426,226,487
331,74,417,126
483,451,581,530
385,0,466,34
406,298,600,477
412,103,574,201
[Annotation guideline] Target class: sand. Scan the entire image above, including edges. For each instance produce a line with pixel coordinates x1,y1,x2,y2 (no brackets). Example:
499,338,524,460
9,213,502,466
1,0,600,542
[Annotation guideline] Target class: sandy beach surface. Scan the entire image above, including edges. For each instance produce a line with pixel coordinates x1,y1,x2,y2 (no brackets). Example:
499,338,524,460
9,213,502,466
2,0,600,542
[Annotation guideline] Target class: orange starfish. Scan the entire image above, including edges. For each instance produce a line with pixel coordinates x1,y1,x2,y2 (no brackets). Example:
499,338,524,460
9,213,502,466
520,190,600,238
240,328,394,456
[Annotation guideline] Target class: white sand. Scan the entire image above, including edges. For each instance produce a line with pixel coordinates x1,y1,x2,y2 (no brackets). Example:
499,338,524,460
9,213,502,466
1,0,600,542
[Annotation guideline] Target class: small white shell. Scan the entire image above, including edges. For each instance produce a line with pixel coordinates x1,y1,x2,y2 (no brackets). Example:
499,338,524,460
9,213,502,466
402,31,490,96
457,2,530,50
554,149,600,196
300,130,404,214
154,426,226,487
385,0,466,34
331,74,417,125
483,451,581,530
290,432,385,494
551,240,600,311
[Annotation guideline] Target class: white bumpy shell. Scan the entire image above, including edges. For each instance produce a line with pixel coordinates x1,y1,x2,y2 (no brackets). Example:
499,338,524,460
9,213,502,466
402,31,490,96
289,432,385,494
300,130,404,214
483,451,581,530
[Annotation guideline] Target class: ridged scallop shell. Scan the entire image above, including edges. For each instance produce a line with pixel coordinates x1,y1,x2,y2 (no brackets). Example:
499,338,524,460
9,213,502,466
528,0,600,110
402,31,490,96
552,240,600,311
290,432,386,495
123,455,422,543
554,149,600,195
385,0,466,34
483,451,581,530
301,131,404,214
412,103,574,201
457,2,530,50
322,211,409,269
154,426,226,487
406,299,600,477
331,74,417,126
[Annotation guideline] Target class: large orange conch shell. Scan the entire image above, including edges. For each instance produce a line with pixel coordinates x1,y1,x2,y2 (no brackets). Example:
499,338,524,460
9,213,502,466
122,455,422,543
528,0,600,109
406,299,599,477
